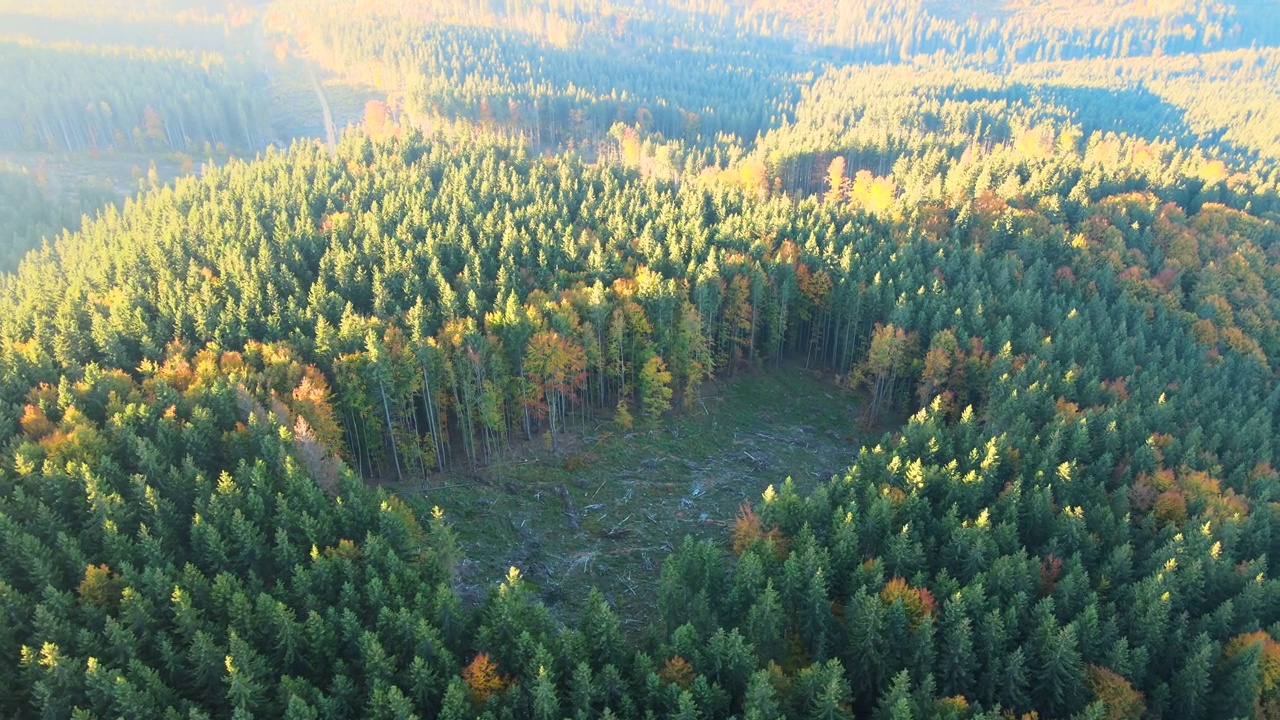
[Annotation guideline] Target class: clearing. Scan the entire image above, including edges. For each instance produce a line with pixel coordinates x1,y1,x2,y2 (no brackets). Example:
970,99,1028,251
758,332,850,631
392,366,897,629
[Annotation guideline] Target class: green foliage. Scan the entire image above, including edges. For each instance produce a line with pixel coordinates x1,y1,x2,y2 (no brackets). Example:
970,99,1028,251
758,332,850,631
638,355,674,424
266,0,812,151
0,39,266,153
2,2,1280,717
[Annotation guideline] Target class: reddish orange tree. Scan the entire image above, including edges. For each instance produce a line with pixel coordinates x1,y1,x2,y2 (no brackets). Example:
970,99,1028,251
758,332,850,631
880,577,936,629
462,653,511,708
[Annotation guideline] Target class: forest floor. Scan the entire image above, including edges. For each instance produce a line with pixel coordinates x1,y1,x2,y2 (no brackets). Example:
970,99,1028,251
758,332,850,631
0,150,190,197
261,51,377,142
391,366,898,629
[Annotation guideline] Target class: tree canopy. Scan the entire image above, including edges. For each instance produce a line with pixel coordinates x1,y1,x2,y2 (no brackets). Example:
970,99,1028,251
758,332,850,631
2,1,1280,718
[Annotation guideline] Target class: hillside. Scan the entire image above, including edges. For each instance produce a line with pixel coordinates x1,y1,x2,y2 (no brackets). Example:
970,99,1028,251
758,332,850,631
1,1,1279,719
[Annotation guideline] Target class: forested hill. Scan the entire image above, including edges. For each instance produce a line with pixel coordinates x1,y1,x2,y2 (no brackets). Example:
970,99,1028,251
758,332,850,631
3,0,1280,718
5,0,1280,270
2,122,1280,718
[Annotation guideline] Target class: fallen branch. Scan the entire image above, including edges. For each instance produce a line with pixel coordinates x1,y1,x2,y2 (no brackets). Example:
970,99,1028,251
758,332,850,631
420,482,484,492
753,432,816,448
600,515,632,539
554,485,581,531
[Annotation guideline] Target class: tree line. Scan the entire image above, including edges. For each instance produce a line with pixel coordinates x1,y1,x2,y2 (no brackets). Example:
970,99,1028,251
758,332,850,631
0,39,268,154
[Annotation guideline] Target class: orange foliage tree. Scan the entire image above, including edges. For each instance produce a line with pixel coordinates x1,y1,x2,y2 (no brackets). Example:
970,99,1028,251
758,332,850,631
462,652,511,708
732,503,786,557
1086,665,1146,720
880,577,936,629
1225,632,1280,700
659,656,695,689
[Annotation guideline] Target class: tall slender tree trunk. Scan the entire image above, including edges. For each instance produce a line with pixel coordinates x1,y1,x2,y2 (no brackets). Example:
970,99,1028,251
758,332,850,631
378,379,404,482
546,389,559,453
420,366,444,472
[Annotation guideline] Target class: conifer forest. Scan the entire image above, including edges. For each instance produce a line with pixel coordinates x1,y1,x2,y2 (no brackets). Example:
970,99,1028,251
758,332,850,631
2,0,1280,718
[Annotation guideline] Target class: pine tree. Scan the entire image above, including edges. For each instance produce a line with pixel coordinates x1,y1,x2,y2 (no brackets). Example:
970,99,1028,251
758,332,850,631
1215,637,1263,719
1167,634,1214,720
809,660,855,720
1034,623,1086,718
999,647,1033,714
568,662,596,720
532,665,559,720
580,588,625,670
874,671,914,720
743,669,783,720
439,678,476,720
936,595,975,699
746,581,787,666
223,633,267,715
366,682,420,720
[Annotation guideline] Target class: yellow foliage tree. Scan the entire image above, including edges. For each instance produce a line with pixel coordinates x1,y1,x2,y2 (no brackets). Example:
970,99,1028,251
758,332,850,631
78,564,123,612
638,355,673,424
825,156,847,203
850,170,897,216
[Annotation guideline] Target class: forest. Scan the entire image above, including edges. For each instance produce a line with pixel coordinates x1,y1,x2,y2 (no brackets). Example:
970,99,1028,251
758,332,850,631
2,1,1280,719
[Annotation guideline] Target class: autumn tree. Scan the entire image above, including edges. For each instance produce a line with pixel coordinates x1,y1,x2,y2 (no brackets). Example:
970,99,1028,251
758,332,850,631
524,331,587,452
857,324,917,426
826,156,848,203
638,355,673,424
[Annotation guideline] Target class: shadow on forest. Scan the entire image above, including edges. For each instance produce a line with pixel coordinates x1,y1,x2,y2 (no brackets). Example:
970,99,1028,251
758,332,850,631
964,81,1260,162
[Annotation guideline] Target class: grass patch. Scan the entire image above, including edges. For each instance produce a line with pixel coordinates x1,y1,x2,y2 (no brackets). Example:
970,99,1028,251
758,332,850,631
391,366,896,628
262,53,379,141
